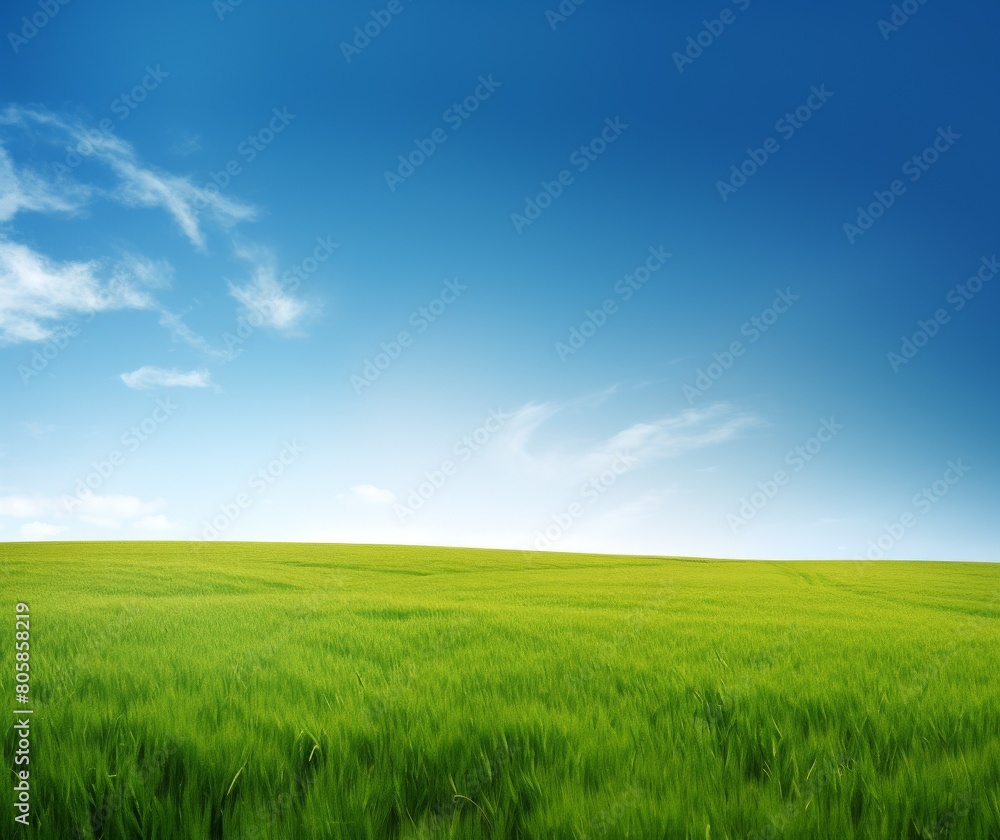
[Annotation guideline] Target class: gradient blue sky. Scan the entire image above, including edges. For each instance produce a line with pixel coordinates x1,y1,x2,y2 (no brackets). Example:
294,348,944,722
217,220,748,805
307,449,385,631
1,0,997,560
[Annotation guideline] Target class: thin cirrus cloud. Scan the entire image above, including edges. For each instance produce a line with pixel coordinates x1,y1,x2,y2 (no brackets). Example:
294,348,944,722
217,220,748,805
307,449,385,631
155,308,229,358
22,422,56,439
336,484,397,506
498,400,759,483
0,143,90,221
0,105,257,249
120,366,213,390
168,133,202,157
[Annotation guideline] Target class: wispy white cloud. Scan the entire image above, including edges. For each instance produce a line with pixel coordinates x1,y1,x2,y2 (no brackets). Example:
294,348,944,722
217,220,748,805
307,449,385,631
0,106,311,356
74,495,163,529
0,143,90,221
22,421,56,439
0,493,164,532
228,245,309,332
168,134,202,157
501,400,758,483
112,253,172,290
587,489,677,533
0,106,257,249
120,366,212,390
104,145,255,250
20,521,68,539
135,513,174,532
154,307,229,358
336,484,396,506
0,230,227,354
0,496,53,518
0,238,161,343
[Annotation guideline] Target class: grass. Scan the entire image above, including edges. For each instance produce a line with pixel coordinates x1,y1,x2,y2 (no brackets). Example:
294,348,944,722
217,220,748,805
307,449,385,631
1,541,999,839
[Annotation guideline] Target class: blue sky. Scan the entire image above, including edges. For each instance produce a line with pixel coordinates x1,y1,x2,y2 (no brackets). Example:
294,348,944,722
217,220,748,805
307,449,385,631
0,0,997,560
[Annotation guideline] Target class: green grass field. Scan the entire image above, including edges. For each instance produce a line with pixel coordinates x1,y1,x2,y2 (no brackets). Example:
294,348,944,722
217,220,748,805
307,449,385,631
2,542,998,839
